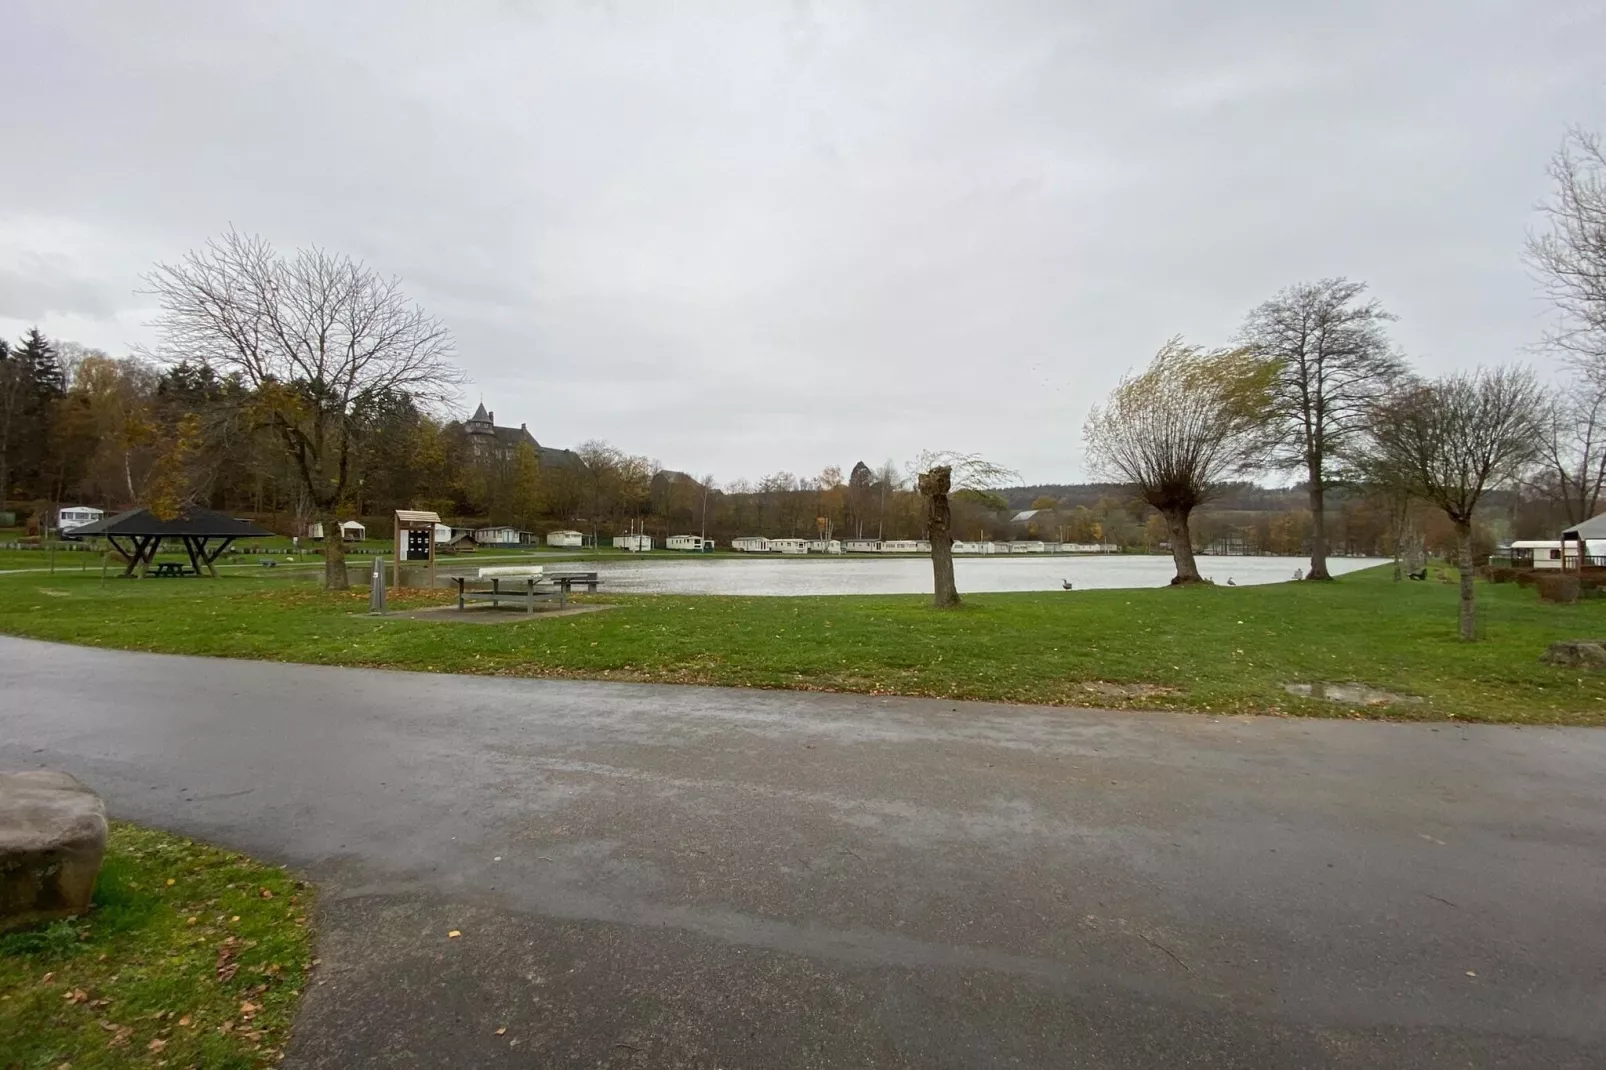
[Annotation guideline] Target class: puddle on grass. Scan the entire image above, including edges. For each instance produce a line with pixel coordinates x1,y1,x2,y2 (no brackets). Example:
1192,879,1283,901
1283,682,1422,707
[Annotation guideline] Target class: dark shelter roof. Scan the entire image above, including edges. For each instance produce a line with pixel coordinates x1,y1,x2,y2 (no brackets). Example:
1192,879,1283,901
70,506,272,539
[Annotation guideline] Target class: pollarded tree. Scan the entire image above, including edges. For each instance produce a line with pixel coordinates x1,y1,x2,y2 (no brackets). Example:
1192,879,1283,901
1084,338,1273,584
143,229,462,589
912,452,1017,608
1237,278,1405,581
1365,367,1543,640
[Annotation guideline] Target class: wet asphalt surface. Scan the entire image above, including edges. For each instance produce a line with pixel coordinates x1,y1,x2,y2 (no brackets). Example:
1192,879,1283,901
2,635,1603,1068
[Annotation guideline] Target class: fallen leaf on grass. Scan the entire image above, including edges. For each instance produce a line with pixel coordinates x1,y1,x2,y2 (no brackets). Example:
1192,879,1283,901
178,1015,193,1027
147,1037,167,1052
447,930,461,938
495,1027,507,1036
64,988,88,1004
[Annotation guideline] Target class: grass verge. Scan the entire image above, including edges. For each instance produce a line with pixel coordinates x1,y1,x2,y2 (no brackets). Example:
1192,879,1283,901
0,823,313,1069
0,564,1604,723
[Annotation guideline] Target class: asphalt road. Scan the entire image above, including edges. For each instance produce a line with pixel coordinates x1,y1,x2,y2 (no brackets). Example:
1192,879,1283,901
2,636,1603,1069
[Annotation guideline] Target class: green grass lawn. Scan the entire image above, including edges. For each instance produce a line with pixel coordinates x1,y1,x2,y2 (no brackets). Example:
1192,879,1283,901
1,564,1603,723
0,823,313,1069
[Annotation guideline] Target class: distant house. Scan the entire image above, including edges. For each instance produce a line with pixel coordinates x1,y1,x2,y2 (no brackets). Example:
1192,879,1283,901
456,403,584,470
547,529,585,548
307,520,366,542
56,506,104,535
1011,541,1047,553
732,536,770,552
613,534,653,552
770,538,810,554
433,523,455,545
667,534,711,551
952,541,983,554
807,539,842,554
882,540,923,553
843,539,880,553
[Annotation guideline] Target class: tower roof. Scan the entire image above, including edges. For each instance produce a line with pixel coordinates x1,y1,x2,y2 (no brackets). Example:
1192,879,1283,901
469,402,491,423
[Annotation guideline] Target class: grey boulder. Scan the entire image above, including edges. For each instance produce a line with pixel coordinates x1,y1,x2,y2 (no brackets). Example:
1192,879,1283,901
1540,639,1606,670
0,771,108,933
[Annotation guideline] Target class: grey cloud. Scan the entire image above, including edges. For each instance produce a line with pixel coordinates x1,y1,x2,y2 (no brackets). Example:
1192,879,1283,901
1,0,1602,480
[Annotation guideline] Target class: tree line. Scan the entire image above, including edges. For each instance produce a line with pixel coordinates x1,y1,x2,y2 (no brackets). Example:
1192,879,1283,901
1083,128,1606,640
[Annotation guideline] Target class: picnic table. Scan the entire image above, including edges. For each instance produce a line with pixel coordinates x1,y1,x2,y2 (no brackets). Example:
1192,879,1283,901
152,562,189,578
453,567,602,614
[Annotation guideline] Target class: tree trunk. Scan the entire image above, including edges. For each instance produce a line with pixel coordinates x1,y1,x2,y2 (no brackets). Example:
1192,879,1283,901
1456,519,1476,641
918,466,959,608
1163,508,1203,584
323,513,349,590
1306,476,1331,580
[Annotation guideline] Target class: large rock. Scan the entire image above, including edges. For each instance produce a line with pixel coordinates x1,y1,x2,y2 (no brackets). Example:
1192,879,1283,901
0,771,107,932
1540,639,1606,670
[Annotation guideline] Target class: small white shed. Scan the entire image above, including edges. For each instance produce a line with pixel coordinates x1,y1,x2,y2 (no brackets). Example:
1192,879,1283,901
547,529,585,548
613,534,653,552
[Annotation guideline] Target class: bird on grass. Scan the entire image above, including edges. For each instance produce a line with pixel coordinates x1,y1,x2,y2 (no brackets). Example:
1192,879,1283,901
1227,577,1236,586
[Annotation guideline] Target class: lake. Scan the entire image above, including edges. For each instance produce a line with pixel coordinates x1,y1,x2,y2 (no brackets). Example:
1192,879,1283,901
527,554,1387,596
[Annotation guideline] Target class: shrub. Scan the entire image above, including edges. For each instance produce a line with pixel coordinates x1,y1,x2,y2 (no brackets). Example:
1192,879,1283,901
1516,570,1539,588
1536,573,1582,604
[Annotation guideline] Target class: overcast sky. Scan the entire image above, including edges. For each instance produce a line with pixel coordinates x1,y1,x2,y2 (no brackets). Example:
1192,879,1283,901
2,1,1602,484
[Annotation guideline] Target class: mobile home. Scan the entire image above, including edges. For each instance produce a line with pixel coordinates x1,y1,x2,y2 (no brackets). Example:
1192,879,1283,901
56,506,104,536
843,539,881,553
1508,540,1565,569
475,526,528,546
613,534,653,552
731,536,770,553
546,529,585,548
666,534,704,551
807,539,843,554
770,538,810,554
951,541,983,554
1010,541,1047,553
881,540,925,553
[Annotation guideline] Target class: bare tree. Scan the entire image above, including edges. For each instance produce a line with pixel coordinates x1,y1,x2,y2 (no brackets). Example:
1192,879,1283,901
1526,128,1606,373
1366,367,1544,640
912,451,1017,607
1237,278,1404,580
1084,338,1272,584
144,229,461,589
1526,380,1606,525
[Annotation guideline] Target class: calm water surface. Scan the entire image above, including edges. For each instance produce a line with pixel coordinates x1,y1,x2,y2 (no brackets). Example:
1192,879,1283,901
535,554,1386,596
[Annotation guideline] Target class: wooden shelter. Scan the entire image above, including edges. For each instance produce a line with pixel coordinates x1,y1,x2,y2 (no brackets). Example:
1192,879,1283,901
71,507,272,578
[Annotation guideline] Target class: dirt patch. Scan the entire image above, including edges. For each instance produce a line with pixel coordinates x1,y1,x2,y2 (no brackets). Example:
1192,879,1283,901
1283,682,1422,706
385,603,618,625
1080,681,1180,700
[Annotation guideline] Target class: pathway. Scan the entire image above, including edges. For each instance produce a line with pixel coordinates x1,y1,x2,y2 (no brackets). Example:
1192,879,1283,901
2,637,1603,1068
